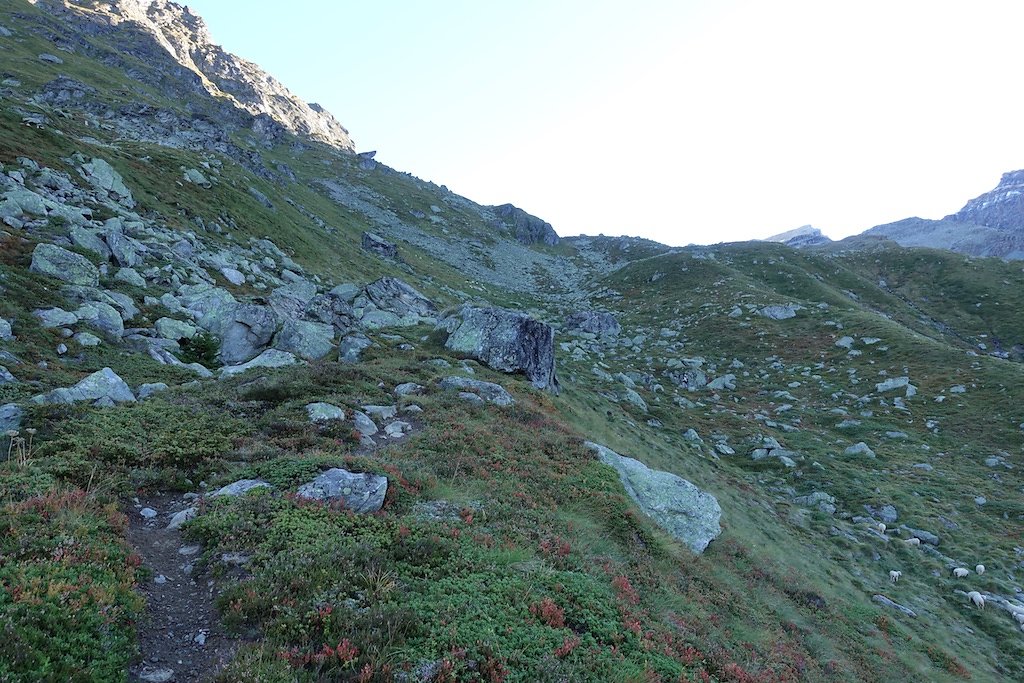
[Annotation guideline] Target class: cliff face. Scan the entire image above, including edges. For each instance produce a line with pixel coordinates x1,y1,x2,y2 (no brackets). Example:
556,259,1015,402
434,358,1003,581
29,0,355,151
946,169,1024,231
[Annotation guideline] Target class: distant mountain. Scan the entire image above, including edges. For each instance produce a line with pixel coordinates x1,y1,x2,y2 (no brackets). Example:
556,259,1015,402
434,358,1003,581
861,169,1024,259
763,225,832,248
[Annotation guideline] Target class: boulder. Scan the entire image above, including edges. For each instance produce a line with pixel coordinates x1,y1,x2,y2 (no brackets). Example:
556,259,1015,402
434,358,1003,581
74,302,124,338
211,479,271,497
295,468,388,513
586,442,722,554
394,382,425,397
219,349,299,378
138,383,169,400
362,277,436,320
30,244,99,286
866,504,899,524
565,311,621,337
105,232,146,268
155,317,197,341
352,411,379,437
361,231,400,260
844,442,876,458
0,403,22,432
306,402,345,423
273,319,335,360
269,280,318,320
439,306,559,392
220,267,246,286
339,333,372,364
70,226,112,260
209,303,278,365
758,305,801,320
439,376,515,407
114,267,146,288
707,374,737,391
0,366,16,385
490,203,560,246
32,367,136,405
0,319,12,341
899,525,939,546
79,158,134,207
34,307,79,328
875,376,917,397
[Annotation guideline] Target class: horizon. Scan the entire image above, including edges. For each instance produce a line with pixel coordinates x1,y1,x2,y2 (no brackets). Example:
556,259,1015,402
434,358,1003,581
181,0,1024,247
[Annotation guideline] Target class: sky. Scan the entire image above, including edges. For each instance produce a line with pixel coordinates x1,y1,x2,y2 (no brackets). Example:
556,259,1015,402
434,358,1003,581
182,0,1024,247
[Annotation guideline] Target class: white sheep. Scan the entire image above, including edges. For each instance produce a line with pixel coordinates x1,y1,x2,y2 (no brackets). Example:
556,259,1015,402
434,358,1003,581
877,523,887,533
952,567,970,578
889,570,902,583
975,564,985,575
967,591,985,610
904,537,921,546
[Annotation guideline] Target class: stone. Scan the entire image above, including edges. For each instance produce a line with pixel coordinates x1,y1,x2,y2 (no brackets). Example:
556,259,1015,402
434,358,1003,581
439,376,515,406
0,366,16,385
586,442,722,554
138,383,169,400
207,303,278,365
211,479,271,497
758,305,801,320
339,333,372,364
835,336,854,349
73,332,102,347
80,158,133,206
219,349,299,378
458,392,484,405
793,491,836,514
139,507,158,519
138,668,175,683
872,595,916,618
220,267,246,285
565,311,621,337
166,507,197,530
912,463,934,472
949,384,967,394
105,232,145,268
361,231,400,260
269,280,318,319
0,403,23,432
352,410,379,436
865,504,899,524
362,277,436,321
844,442,876,458
38,53,64,64
70,227,112,260
706,374,736,390
114,267,146,288
155,317,198,340
362,405,398,421
329,283,361,302
899,525,939,545
30,243,99,286
75,302,124,338
295,468,388,513
440,305,558,392
32,367,136,405
875,376,917,397
183,168,211,187
273,319,335,360
384,421,411,438
623,388,648,412
394,382,425,397
306,402,344,423
0,319,10,341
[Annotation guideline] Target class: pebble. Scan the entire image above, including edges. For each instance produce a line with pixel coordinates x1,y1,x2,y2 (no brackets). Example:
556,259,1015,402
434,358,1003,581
178,544,201,556
154,574,167,584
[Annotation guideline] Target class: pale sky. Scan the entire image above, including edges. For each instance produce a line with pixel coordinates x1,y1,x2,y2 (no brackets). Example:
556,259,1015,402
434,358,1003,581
182,0,1024,246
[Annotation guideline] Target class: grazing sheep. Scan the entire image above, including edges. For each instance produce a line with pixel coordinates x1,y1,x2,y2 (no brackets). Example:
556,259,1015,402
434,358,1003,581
967,591,985,610
877,523,887,533
953,567,970,578
976,564,985,575
904,537,921,546
889,570,902,583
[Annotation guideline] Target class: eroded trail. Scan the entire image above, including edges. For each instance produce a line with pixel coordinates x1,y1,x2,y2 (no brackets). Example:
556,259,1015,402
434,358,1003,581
127,494,236,683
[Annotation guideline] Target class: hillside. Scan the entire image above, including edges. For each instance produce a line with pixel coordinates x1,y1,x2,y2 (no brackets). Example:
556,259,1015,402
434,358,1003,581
1,2,1023,682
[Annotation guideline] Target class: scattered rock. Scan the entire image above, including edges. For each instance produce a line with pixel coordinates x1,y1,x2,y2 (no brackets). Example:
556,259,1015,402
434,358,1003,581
210,479,271,497
758,305,801,320
220,267,246,286
339,333,372,364
167,507,197,530
845,442,876,458
138,383,169,399
872,594,917,618
33,367,136,405
219,349,299,377
394,382,425,397
38,53,64,65
439,376,515,406
361,231,400,260
295,468,388,513
273,319,335,360
352,411,379,436
306,402,345,423
0,403,22,432
565,311,621,337
384,420,411,438
586,442,722,554
30,243,99,286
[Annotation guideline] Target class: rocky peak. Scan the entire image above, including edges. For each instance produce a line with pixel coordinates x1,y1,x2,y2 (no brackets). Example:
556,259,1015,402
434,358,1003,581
946,169,1024,231
764,225,831,248
32,0,355,151
489,203,560,246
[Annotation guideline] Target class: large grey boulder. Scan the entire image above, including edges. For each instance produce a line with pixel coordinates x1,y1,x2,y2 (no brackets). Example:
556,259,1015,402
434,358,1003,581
0,319,12,341
758,305,801,320
440,306,559,392
362,277,436,321
361,231,400,261
0,366,16,385
74,302,124,338
295,468,388,513
30,244,99,286
207,303,278,365
32,367,136,405
155,317,197,340
79,158,134,207
105,232,146,268
34,307,79,328
339,333,372,364
439,376,515,407
565,311,621,337
219,349,299,378
0,403,23,432
273,319,335,360
586,442,722,554
306,402,344,423
70,227,112,260
269,280,318,320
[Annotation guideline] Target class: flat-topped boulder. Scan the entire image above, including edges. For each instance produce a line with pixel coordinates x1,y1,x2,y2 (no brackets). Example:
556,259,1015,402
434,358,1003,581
32,367,136,405
296,468,387,513
30,243,99,286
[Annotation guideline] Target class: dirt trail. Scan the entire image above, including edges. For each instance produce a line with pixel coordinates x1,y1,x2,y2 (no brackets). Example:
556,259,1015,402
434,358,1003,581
127,493,236,683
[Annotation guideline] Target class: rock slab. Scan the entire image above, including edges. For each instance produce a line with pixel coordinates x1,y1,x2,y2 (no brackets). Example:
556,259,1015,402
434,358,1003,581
295,468,387,513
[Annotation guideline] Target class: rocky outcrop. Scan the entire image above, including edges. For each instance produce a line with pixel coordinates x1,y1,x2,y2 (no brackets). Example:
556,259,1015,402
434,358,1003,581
32,367,136,405
361,231,400,261
586,442,722,554
45,0,355,151
565,311,621,337
490,203,560,246
360,277,436,325
947,169,1024,232
439,376,515,407
764,225,831,248
439,306,559,393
